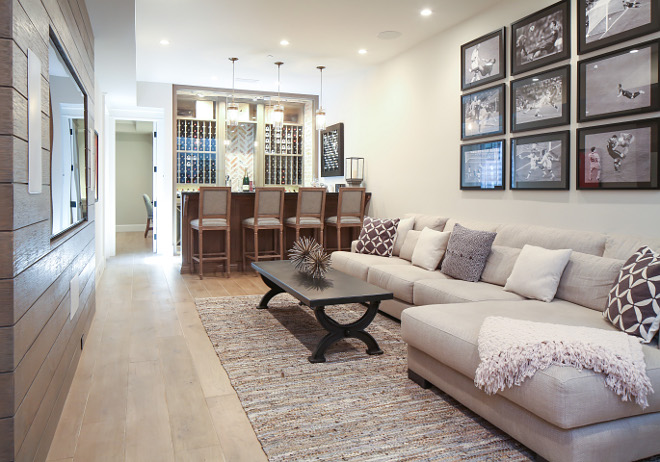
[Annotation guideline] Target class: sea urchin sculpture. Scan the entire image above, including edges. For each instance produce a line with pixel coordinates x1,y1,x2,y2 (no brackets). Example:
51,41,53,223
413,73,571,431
288,237,332,279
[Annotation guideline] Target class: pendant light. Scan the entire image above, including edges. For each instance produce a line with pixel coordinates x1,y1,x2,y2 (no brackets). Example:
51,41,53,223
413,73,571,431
226,57,239,127
316,66,326,131
272,62,284,131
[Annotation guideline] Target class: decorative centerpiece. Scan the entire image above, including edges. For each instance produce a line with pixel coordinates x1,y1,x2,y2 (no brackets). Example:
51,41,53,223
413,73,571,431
288,237,332,279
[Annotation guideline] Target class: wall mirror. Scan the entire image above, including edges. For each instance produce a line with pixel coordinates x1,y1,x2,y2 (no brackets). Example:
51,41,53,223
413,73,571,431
49,32,88,237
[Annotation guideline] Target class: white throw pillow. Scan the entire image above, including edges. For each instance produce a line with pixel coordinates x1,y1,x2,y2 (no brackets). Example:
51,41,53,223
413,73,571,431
504,245,573,302
411,228,451,271
392,216,415,257
399,230,422,262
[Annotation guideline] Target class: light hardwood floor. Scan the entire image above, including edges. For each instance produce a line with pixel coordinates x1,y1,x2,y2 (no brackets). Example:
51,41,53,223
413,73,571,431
46,232,270,462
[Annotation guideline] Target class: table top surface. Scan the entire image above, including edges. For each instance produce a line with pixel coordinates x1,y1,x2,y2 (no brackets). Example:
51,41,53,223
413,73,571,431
252,260,393,308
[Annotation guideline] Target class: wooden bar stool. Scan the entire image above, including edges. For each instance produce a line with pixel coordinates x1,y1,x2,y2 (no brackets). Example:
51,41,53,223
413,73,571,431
285,187,327,243
190,187,231,279
325,187,366,252
242,187,285,271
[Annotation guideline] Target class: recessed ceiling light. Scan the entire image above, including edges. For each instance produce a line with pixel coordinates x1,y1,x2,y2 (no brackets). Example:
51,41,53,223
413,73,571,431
159,39,170,45
420,8,432,16
280,39,289,46
211,76,217,80
630,49,639,53
532,78,539,82
358,49,367,55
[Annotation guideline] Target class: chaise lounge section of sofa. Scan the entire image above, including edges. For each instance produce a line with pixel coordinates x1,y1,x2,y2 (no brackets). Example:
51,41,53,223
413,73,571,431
330,214,660,462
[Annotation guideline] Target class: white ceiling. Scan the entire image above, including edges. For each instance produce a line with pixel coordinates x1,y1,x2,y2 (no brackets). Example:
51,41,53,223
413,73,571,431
86,0,503,106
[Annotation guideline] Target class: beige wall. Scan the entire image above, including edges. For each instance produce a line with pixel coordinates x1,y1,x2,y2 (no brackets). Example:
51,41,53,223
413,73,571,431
324,0,660,237
115,132,153,227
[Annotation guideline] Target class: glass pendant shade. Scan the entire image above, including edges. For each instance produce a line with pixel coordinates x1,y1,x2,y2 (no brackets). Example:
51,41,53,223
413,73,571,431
272,104,284,129
316,108,326,131
226,102,239,127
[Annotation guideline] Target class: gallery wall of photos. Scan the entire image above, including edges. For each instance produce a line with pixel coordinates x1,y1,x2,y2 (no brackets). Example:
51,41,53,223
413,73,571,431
459,0,659,191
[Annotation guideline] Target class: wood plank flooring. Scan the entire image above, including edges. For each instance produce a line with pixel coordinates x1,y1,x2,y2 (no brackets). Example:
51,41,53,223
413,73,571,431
46,232,269,462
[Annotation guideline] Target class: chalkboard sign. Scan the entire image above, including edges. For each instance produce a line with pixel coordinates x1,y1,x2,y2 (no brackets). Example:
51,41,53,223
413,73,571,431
321,123,344,177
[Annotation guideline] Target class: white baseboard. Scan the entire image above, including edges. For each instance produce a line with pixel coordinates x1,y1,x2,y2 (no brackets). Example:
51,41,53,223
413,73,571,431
116,224,146,233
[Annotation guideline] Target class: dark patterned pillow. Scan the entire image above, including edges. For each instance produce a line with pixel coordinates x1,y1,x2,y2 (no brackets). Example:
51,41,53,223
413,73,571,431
604,246,660,343
440,223,496,282
355,217,400,257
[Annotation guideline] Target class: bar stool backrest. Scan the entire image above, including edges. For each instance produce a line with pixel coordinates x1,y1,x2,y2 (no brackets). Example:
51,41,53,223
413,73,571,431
296,187,326,223
198,187,231,226
338,187,366,220
254,187,285,224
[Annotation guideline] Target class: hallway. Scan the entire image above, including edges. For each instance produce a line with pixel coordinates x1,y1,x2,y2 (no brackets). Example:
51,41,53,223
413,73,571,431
46,233,269,462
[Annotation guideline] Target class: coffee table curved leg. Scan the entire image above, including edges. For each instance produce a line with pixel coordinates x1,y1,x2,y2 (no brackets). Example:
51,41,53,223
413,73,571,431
309,301,383,363
257,275,285,309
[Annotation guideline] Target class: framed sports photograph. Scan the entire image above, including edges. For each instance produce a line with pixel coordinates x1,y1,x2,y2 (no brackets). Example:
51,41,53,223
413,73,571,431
511,131,569,190
578,0,660,54
460,140,505,190
461,28,506,91
511,65,570,133
461,83,505,141
511,0,570,75
577,118,659,190
578,40,659,122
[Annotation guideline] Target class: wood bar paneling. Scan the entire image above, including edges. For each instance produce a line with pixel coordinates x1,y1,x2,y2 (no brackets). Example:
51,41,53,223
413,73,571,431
180,192,371,274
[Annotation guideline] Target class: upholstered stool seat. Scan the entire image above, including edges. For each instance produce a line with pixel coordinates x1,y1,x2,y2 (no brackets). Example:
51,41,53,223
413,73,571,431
285,217,322,225
242,187,286,271
325,187,366,252
285,187,327,243
190,187,231,279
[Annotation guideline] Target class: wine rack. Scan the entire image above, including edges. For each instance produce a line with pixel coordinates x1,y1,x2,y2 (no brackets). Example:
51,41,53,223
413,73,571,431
176,119,217,185
264,123,303,185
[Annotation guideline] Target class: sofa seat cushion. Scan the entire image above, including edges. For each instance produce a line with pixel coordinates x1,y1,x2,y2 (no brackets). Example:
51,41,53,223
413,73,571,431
330,251,410,281
402,300,660,430
413,279,525,306
367,265,450,303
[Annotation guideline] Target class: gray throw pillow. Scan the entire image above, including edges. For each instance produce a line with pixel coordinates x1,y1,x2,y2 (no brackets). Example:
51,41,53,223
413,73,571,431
441,223,496,282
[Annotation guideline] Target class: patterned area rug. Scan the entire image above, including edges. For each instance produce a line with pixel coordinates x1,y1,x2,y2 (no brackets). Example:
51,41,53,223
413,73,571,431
195,295,533,461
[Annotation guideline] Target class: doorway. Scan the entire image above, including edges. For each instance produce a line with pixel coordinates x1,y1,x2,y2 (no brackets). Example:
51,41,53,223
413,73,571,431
115,120,156,252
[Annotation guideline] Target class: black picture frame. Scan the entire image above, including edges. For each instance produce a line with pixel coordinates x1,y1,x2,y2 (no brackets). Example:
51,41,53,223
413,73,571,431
460,140,505,190
320,122,344,177
511,65,570,133
461,28,506,91
577,118,659,190
511,0,570,75
511,131,570,190
461,83,505,141
578,0,660,54
578,40,659,123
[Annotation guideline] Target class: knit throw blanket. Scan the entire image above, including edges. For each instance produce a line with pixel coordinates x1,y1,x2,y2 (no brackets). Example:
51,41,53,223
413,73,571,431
474,316,653,409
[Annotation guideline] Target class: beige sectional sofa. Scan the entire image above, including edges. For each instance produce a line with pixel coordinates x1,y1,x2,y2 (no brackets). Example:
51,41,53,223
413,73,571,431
331,214,660,462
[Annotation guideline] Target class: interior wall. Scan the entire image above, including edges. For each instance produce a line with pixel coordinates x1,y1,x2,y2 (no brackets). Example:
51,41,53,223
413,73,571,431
323,0,660,237
0,0,96,461
115,131,153,229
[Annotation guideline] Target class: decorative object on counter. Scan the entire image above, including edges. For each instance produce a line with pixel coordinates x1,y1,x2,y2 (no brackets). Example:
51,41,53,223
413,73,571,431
227,57,239,127
242,168,250,192
272,62,284,130
316,66,327,130
321,122,344,177
345,157,364,186
288,237,332,279
461,27,506,92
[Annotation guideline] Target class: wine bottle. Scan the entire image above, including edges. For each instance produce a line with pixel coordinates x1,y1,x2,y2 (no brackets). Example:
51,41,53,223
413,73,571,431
242,169,250,192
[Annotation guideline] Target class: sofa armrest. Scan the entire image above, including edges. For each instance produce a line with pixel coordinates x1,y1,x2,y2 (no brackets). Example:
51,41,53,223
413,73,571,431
351,240,359,253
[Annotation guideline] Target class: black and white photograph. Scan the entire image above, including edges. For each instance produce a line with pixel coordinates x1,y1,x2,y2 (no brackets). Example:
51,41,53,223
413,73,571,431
577,119,659,189
461,28,506,91
511,131,569,190
578,40,659,122
511,65,570,133
460,140,505,190
461,84,505,141
578,0,660,54
511,0,570,75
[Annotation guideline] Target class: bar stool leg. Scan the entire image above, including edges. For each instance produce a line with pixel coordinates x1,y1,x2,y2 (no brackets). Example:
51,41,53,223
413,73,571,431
320,227,324,248
190,228,195,275
242,226,246,273
225,229,231,278
280,227,284,259
337,226,342,252
253,228,259,269
198,230,204,279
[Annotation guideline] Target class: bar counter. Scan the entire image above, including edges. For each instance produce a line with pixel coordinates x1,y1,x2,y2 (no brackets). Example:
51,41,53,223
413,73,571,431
180,191,371,274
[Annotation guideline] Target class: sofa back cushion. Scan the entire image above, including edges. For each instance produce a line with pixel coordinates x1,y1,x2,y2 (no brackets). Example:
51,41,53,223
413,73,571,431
399,230,422,261
494,223,606,256
554,251,624,311
405,213,448,232
444,218,499,233
604,234,660,260
481,246,521,286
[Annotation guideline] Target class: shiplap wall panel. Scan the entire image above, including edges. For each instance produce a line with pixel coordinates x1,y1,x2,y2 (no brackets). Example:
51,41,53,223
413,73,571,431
0,0,96,459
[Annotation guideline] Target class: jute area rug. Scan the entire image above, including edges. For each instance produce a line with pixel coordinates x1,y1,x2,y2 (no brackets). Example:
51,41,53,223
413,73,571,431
195,294,533,461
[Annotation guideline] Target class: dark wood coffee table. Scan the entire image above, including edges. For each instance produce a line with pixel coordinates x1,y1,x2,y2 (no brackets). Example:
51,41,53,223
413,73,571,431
252,260,394,363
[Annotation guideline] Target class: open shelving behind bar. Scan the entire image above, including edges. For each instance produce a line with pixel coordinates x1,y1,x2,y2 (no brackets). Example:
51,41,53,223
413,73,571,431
176,119,217,185
264,123,303,186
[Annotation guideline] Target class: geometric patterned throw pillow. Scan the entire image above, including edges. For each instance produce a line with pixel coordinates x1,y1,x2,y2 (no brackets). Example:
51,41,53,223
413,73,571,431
604,246,660,343
355,217,400,257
